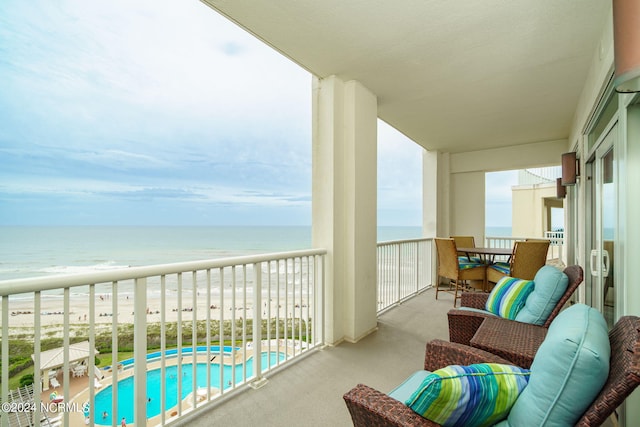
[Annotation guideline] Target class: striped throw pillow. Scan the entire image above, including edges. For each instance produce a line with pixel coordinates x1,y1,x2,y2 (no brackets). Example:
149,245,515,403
485,276,535,319
405,363,530,427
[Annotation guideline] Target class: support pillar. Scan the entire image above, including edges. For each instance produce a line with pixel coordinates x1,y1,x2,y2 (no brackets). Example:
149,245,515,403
312,75,378,344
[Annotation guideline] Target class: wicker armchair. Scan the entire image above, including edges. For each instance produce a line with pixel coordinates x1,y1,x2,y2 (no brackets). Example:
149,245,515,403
343,316,640,427
434,238,486,307
448,265,583,346
486,239,550,284
343,340,512,427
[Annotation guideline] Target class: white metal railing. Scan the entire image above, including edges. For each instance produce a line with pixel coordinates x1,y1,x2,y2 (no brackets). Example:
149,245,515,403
485,232,565,263
0,249,325,427
518,166,561,185
376,238,433,313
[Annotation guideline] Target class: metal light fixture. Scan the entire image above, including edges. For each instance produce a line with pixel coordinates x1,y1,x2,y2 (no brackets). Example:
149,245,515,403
613,0,640,93
561,152,579,186
556,178,566,199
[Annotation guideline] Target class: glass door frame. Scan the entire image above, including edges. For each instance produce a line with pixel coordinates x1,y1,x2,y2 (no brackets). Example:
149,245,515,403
585,126,617,327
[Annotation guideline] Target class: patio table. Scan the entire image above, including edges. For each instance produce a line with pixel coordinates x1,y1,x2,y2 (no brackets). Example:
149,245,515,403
469,317,547,368
456,247,512,264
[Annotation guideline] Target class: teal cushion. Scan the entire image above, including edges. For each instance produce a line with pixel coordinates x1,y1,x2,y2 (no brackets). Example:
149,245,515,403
514,265,568,325
405,363,530,427
388,370,432,402
485,276,535,319
505,304,610,426
455,306,500,317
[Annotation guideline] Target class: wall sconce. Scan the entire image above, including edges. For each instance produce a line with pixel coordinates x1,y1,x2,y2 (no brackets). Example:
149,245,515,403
556,178,566,199
561,152,579,186
613,0,640,93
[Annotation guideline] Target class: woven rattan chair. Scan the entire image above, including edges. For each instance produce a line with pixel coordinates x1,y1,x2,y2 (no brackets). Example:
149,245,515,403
450,235,482,263
486,239,550,284
448,265,583,346
434,238,486,307
343,315,640,427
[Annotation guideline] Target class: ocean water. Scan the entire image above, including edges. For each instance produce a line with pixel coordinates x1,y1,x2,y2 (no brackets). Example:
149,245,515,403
485,226,512,237
0,226,422,281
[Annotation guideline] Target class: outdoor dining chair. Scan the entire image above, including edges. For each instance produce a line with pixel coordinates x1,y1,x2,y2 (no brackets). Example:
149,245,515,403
434,238,486,307
486,239,550,284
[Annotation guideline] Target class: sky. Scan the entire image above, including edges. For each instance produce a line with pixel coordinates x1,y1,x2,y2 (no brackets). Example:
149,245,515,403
0,0,426,227
485,171,518,228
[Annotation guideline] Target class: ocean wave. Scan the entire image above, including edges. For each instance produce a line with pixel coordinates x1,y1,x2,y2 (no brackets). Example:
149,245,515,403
39,261,131,275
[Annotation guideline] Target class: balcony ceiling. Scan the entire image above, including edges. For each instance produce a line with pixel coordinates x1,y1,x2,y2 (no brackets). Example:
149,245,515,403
201,1,610,153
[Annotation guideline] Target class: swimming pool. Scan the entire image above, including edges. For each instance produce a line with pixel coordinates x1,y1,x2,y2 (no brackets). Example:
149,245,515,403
94,351,285,425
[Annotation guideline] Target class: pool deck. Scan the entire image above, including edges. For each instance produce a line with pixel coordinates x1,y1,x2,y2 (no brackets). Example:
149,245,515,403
43,342,295,426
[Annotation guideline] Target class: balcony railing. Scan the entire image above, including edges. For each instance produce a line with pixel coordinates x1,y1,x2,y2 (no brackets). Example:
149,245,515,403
485,232,565,263
377,238,433,313
0,238,432,427
0,249,326,427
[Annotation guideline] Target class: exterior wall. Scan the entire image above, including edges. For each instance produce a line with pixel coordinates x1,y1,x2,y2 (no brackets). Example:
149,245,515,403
450,171,485,243
621,100,640,423
563,3,640,423
511,183,558,238
311,75,378,345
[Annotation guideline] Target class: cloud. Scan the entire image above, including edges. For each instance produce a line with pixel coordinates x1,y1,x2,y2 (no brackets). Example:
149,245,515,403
0,0,421,226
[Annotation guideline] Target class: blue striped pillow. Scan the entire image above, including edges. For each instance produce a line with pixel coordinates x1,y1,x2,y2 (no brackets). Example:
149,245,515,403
405,363,530,427
485,276,535,319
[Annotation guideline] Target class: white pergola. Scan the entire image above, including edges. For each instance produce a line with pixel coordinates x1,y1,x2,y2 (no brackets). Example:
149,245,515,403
31,341,99,391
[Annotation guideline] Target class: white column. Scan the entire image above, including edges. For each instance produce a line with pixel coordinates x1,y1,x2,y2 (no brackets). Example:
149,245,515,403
312,75,378,344
422,150,439,239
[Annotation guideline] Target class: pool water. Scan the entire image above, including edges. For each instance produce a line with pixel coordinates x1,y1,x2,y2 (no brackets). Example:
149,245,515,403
94,351,285,424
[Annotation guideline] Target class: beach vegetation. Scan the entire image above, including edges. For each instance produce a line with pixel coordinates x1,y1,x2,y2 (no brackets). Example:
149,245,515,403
19,374,34,387
5,316,312,391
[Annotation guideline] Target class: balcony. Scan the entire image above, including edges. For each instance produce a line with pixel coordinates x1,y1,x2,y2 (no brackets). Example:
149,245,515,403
1,235,585,427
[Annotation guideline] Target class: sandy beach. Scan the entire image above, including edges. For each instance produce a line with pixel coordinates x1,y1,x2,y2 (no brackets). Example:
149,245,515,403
2,287,312,337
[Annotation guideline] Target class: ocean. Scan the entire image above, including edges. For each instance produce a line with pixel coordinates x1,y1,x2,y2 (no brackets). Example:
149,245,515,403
0,226,423,281
485,226,512,237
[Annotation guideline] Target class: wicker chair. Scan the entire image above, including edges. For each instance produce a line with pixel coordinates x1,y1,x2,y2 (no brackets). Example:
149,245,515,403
448,265,583,346
343,316,640,427
434,238,486,307
450,235,483,264
486,239,550,284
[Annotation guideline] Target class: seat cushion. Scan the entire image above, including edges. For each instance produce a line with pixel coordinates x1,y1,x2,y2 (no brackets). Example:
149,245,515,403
485,276,535,320
405,363,530,427
514,265,568,325
454,306,500,317
504,303,610,426
458,257,485,270
388,370,432,402
489,262,511,275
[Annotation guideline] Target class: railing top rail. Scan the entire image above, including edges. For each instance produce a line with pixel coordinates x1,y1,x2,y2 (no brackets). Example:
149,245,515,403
0,248,327,296
377,237,431,246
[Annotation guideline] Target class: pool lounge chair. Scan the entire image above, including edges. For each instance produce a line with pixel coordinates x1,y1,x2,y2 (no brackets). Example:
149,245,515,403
50,377,60,389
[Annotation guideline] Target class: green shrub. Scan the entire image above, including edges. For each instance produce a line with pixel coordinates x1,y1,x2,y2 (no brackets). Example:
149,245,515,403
19,374,34,387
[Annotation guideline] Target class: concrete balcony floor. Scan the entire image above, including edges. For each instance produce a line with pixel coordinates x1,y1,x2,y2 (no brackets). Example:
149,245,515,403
186,288,451,426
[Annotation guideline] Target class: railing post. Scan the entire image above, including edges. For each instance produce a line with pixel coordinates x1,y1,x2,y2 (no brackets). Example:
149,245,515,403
396,244,401,304
415,242,420,293
251,262,267,389
1,297,9,427
134,277,147,427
